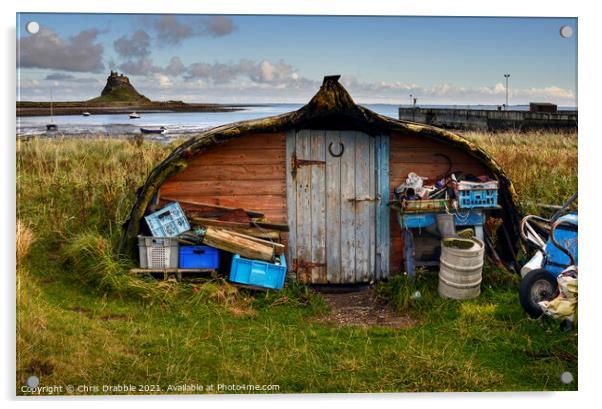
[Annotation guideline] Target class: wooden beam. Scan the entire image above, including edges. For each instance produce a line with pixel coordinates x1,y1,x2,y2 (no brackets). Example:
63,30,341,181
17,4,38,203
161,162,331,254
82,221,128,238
161,196,264,218
216,228,285,255
201,227,274,262
192,217,290,232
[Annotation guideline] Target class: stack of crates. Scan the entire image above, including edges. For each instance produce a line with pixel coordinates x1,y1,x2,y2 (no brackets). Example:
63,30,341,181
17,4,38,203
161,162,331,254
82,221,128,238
455,180,499,209
138,202,222,271
138,236,179,269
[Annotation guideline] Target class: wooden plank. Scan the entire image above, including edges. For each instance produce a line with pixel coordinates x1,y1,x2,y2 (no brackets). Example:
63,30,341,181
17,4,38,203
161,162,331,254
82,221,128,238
377,134,390,279
160,195,286,211
285,130,297,281
160,197,264,218
403,228,415,278
191,217,289,232
340,130,356,283
295,129,312,283
201,227,274,262
160,180,286,197
130,268,216,273
325,130,342,283
210,133,286,150
186,149,286,166
390,132,457,149
168,164,286,182
211,228,285,255
354,132,370,283
310,130,327,282
368,134,376,280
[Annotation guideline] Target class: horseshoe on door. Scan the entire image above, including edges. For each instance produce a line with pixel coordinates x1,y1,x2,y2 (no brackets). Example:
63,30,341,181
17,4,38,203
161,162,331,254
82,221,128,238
328,142,344,157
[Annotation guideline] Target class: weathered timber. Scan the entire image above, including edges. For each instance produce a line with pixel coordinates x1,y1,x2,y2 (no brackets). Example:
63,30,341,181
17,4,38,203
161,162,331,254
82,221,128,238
191,217,288,233
120,75,522,270
161,196,264,218
214,228,285,255
201,227,274,262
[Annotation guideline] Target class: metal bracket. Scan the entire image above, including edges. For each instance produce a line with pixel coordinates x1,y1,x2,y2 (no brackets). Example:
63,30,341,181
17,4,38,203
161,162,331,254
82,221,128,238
348,194,381,203
291,153,326,175
292,258,326,273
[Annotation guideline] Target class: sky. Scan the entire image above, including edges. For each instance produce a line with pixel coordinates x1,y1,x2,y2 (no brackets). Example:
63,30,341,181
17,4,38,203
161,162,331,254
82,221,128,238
16,13,578,106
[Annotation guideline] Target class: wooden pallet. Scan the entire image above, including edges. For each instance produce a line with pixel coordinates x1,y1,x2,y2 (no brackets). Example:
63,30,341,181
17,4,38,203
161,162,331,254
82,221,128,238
130,268,218,281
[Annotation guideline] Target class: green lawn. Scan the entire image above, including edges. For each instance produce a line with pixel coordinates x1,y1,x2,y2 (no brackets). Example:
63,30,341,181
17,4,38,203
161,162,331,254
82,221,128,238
16,134,578,394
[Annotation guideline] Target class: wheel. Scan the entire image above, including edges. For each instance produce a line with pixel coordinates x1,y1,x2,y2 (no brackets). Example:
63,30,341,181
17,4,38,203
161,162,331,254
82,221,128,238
519,268,559,318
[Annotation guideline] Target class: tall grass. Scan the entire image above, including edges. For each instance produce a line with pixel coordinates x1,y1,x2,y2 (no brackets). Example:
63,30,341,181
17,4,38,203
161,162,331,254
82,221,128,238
462,130,577,215
16,136,173,246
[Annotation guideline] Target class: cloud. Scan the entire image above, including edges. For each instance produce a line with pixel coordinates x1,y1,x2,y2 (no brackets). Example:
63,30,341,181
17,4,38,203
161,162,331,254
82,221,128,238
202,16,237,37
164,56,185,76
184,59,299,84
153,15,237,45
341,78,576,105
45,73,74,80
118,57,161,76
113,30,151,58
153,73,172,88
18,28,104,72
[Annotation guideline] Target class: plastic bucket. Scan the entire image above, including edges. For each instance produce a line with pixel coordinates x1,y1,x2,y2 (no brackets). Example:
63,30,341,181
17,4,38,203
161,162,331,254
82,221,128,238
438,238,484,300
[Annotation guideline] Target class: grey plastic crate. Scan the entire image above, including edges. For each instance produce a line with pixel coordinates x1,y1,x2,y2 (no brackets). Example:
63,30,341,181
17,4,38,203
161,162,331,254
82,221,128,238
138,235,179,269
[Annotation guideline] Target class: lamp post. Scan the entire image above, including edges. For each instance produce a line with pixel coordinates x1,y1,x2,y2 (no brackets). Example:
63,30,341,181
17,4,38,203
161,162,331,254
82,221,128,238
504,74,510,110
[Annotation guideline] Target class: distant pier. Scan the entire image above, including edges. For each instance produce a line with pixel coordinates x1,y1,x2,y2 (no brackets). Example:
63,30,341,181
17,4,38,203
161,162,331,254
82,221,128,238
398,107,577,131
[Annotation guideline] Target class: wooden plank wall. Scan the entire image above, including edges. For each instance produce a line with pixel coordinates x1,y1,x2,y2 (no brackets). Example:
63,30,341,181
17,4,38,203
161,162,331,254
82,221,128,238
159,131,288,227
388,132,488,273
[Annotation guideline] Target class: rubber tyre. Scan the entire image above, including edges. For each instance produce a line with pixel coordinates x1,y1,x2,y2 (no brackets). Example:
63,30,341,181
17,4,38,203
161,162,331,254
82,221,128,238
519,269,559,318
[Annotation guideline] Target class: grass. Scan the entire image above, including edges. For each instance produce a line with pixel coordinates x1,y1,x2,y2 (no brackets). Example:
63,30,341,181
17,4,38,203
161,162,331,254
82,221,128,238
16,131,577,394
463,129,578,215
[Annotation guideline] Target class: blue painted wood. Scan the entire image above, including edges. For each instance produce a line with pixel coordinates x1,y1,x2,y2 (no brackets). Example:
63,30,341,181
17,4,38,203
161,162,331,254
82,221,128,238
376,134,390,279
401,213,437,229
400,210,484,229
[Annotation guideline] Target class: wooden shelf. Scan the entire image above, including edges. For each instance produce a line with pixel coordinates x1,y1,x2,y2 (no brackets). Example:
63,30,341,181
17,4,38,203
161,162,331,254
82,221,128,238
130,268,218,280
130,268,216,273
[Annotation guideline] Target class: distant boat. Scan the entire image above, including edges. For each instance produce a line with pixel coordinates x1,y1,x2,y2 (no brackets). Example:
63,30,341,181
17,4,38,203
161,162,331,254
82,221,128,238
130,112,140,119
46,88,58,132
140,126,167,134
82,111,91,116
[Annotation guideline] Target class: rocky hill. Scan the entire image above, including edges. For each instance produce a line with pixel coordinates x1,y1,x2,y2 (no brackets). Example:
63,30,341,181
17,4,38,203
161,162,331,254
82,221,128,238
88,71,151,104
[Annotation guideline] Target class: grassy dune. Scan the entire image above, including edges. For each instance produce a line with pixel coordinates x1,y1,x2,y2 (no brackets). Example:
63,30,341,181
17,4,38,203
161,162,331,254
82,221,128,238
16,131,577,394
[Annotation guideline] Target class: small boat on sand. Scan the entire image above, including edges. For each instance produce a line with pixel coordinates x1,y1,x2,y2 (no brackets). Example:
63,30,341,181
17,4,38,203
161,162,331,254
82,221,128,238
130,112,140,119
82,111,91,116
140,126,167,134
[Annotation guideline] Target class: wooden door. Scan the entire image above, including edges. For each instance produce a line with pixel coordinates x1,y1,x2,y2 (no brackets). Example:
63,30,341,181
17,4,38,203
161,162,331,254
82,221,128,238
286,129,386,284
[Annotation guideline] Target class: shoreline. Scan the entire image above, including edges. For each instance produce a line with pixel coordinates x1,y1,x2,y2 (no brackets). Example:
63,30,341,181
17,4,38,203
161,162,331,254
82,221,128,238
16,102,244,117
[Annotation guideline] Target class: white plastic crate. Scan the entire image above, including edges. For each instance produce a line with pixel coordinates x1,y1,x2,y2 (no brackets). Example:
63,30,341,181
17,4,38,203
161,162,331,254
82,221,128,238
144,202,190,237
137,236,179,269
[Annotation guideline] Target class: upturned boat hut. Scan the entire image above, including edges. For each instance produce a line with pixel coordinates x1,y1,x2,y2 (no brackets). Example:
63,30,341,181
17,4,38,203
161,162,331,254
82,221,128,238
121,75,520,284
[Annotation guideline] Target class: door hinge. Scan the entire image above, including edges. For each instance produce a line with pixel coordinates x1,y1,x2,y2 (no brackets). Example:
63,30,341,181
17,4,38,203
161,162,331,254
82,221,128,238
348,194,381,203
291,153,326,175
293,258,326,272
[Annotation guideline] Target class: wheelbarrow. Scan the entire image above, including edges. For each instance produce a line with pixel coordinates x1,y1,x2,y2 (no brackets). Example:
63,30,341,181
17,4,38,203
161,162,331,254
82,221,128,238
518,193,578,318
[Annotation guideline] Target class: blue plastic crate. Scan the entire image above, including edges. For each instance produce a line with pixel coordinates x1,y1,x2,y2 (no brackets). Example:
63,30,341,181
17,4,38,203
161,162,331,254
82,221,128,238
457,189,498,209
229,254,287,290
145,202,190,237
179,245,219,269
